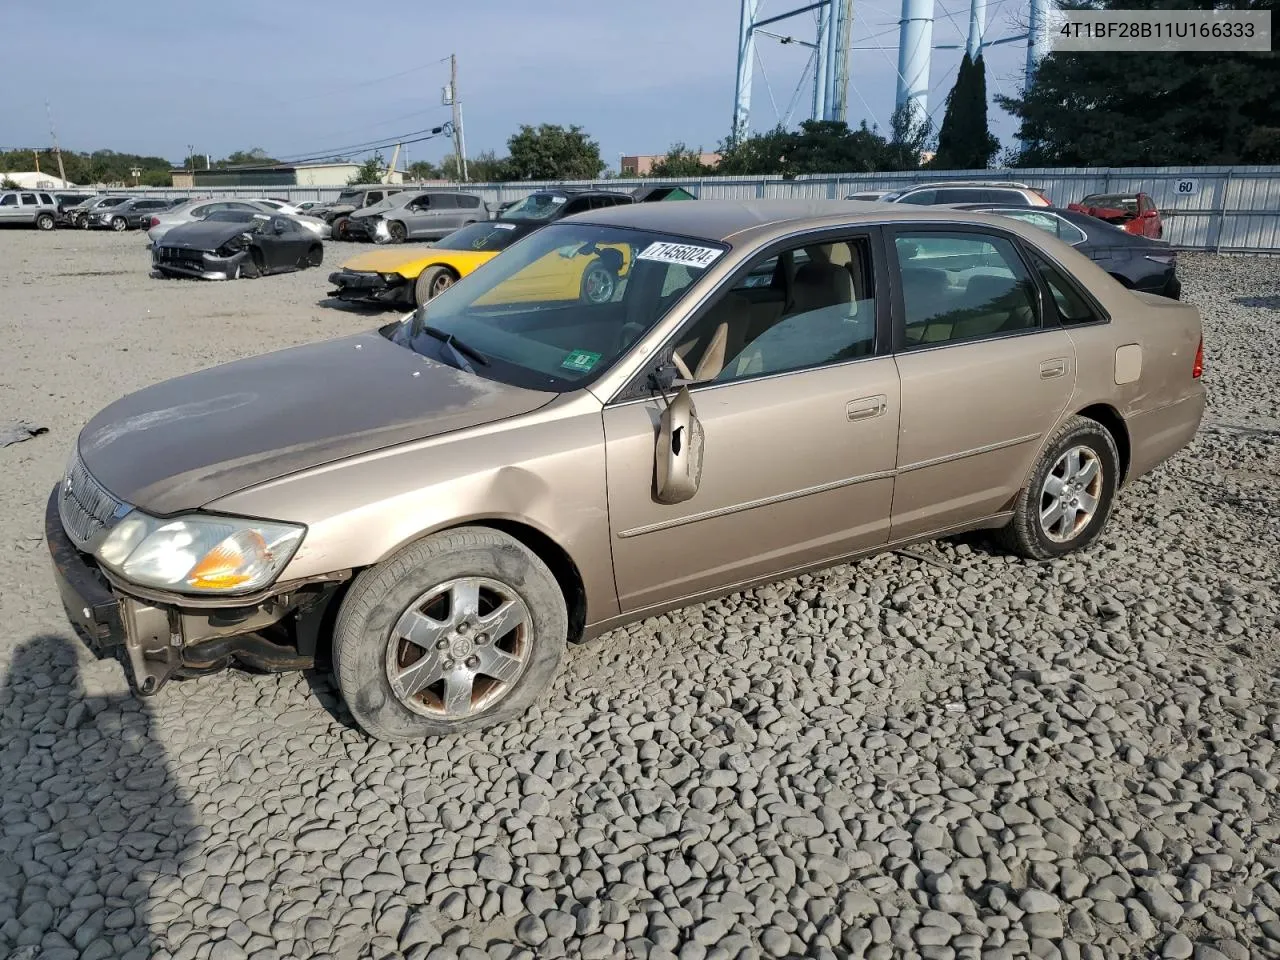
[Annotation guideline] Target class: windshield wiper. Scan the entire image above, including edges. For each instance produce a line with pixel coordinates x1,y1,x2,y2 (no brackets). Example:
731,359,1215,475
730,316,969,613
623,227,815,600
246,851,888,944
420,324,490,372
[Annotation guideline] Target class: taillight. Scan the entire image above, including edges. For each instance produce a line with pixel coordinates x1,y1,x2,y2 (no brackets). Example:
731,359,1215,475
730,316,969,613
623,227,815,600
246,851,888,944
150,216,160,228
1192,337,1203,379
1033,189,1052,205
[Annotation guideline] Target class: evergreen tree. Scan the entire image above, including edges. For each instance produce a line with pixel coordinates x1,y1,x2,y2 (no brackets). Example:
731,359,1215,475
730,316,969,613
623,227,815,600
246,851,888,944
933,53,999,169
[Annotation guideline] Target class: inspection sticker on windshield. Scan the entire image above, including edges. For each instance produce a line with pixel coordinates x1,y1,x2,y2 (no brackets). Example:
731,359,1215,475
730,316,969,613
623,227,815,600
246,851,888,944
636,241,723,269
560,349,602,373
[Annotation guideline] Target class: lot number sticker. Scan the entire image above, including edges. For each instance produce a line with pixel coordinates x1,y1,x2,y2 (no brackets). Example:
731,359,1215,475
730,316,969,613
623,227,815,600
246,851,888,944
560,349,602,373
637,242,723,269
1175,178,1199,195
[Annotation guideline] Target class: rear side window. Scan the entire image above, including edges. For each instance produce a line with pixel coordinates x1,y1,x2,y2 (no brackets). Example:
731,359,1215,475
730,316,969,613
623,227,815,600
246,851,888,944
985,189,1030,206
897,190,937,205
934,188,988,204
894,232,1041,348
1028,252,1101,326
39,193,54,205
432,194,457,209
458,194,481,208
0,195,16,207
997,210,1088,245
20,193,37,205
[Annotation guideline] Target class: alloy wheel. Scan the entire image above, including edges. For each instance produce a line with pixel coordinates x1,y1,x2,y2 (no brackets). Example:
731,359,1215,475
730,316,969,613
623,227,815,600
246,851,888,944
1039,445,1102,543
385,576,531,719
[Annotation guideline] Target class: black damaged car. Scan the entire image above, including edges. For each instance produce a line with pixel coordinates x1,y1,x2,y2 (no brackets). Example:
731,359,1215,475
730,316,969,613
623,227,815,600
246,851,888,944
152,210,325,280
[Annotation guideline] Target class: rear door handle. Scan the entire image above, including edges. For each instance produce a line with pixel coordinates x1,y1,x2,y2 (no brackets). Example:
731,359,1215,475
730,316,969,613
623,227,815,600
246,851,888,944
1040,358,1068,379
846,395,887,421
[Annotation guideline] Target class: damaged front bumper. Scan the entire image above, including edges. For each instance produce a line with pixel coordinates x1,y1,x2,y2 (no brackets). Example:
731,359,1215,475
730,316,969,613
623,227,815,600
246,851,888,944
153,247,244,280
327,269,411,305
45,487,347,695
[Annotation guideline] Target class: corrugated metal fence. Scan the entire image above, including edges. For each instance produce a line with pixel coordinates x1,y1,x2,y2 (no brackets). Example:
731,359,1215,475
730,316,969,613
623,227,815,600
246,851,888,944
132,165,1280,253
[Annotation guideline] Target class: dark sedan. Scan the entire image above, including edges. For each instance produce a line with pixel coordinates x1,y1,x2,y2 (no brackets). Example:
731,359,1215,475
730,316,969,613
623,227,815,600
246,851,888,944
87,197,180,232
950,204,1180,299
152,210,324,280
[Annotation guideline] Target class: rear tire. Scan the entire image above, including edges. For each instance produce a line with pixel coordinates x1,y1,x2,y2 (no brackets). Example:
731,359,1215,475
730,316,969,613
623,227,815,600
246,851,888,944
304,244,323,268
35,213,54,231
414,265,457,307
996,415,1120,560
332,217,349,240
331,526,568,742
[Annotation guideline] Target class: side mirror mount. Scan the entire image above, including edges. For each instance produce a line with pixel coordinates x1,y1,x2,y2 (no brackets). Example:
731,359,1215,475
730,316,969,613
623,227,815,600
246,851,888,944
649,361,678,394
655,386,704,505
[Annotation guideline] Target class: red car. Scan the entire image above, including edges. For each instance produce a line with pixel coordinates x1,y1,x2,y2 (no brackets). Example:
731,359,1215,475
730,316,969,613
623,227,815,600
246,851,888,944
1067,192,1163,239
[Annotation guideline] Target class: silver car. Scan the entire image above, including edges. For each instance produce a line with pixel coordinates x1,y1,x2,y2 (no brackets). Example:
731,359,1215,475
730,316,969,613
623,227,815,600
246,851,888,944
346,190,487,243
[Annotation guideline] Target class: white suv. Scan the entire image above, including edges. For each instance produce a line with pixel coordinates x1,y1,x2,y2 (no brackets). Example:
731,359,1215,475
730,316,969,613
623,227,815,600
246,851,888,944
878,181,1051,207
0,190,59,230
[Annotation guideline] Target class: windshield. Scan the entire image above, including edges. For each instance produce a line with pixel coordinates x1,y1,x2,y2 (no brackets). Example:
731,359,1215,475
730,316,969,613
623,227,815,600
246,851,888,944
433,221,529,253
335,190,362,204
389,223,727,391
499,193,568,221
1082,193,1138,211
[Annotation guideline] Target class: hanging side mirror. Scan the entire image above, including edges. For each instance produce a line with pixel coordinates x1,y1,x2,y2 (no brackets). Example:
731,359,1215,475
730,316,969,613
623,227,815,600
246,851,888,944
655,386,704,505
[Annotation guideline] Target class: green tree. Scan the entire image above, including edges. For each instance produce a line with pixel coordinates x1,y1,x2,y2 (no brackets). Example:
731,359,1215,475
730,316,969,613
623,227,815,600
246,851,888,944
505,124,604,180
1,175,19,189
999,0,1279,165
440,149,509,182
406,159,442,180
217,148,279,168
347,153,387,185
885,101,932,171
932,53,1000,170
716,119,908,177
648,143,714,177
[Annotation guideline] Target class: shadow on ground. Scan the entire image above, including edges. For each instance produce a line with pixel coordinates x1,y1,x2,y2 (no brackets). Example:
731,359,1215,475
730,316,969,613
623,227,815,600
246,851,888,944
0,634,195,960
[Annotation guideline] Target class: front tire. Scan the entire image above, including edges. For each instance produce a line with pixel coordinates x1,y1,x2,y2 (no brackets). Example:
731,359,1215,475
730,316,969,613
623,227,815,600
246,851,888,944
332,527,568,742
414,265,457,306
387,220,407,243
580,260,617,303
304,244,323,268
331,217,349,240
997,415,1120,560
111,217,127,232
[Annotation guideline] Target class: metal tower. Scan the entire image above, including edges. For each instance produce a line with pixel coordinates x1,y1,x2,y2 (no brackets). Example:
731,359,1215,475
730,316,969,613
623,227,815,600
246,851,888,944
731,0,853,140
895,0,935,127
1025,0,1053,85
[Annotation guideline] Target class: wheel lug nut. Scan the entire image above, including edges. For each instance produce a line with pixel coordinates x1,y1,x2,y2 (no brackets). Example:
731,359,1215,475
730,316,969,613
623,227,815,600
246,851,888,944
435,639,449,650
466,656,480,669
443,659,455,671
476,633,488,644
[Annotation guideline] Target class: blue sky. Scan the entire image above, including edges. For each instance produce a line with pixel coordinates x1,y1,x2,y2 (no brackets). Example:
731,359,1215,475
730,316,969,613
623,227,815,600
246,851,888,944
6,0,1028,170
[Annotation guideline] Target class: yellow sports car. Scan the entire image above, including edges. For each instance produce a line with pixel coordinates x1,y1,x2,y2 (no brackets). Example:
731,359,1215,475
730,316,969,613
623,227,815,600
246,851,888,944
327,185,695,308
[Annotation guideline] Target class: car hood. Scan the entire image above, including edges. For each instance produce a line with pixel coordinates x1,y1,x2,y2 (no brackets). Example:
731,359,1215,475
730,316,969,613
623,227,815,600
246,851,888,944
76,331,554,515
340,246,497,277
158,220,258,251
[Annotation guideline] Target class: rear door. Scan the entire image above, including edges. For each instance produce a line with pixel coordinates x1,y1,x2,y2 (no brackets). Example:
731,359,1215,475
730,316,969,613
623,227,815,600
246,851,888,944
887,226,1077,541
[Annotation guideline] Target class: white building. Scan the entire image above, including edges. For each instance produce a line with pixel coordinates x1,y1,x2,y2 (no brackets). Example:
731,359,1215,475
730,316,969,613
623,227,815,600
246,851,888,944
1,171,78,190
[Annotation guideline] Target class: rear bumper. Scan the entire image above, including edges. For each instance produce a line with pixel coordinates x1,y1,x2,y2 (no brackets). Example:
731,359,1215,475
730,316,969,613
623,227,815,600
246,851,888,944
1127,388,1206,482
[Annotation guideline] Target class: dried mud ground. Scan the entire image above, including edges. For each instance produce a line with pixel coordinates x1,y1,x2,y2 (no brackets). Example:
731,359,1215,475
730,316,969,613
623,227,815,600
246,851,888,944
1,230,1278,960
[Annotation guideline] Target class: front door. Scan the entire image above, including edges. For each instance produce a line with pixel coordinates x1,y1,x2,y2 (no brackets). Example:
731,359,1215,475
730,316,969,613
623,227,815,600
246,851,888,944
887,228,1077,541
603,231,900,614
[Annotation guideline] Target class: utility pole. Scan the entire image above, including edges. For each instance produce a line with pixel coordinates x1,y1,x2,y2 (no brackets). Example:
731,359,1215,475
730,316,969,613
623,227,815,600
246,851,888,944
188,144,195,173
46,101,67,185
442,54,468,182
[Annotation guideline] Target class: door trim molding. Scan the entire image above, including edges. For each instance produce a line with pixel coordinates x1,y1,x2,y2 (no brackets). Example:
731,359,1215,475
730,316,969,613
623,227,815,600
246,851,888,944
896,432,1041,474
617,468,896,539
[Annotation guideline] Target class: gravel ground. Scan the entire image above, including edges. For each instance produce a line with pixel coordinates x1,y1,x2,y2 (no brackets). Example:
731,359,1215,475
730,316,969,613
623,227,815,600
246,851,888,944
1,231,1278,960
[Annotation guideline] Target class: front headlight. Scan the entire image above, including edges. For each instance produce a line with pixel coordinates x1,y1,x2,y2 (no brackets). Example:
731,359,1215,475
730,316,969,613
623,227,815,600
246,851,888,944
98,511,305,594
380,272,402,282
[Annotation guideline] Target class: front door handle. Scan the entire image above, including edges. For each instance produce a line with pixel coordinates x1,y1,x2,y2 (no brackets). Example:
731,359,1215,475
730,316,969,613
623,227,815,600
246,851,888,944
847,395,887,421
1040,358,1068,379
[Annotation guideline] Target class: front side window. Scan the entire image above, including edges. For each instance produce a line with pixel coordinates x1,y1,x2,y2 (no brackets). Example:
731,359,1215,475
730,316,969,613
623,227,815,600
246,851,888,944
897,190,937,205
389,224,722,391
671,237,877,384
894,232,1040,348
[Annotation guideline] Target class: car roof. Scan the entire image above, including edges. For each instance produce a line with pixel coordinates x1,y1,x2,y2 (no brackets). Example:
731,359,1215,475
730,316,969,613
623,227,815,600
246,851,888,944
567,197,1032,243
